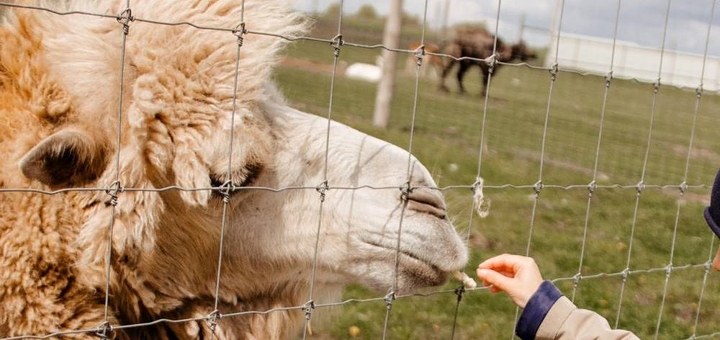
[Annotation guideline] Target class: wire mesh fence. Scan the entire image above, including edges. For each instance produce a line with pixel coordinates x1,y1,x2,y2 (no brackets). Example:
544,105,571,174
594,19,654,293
0,0,719,339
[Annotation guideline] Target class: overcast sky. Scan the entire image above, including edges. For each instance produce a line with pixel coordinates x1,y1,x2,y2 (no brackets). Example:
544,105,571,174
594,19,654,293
295,0,720,56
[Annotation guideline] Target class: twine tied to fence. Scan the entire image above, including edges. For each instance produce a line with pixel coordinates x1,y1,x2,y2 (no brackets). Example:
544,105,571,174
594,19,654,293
472,177,490,218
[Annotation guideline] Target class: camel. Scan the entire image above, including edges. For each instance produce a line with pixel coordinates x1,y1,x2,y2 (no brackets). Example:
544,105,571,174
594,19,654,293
438,28,537,96
0,0,469,339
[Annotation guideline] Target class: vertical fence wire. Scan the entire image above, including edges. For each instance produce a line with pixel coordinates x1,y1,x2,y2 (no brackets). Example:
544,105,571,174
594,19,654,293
451,7,507,333
614,0,673,328
691,237,717,339
414,0,469,336
511,0,567,335
654,0,717,337
443,2,511,337
302,1,345,338
462,2,504,336
474,0,503,177
209,1,247,336
570,0,623,303
381,0,431,336
402,0,428,179
526,1,564,260
99,1,132,337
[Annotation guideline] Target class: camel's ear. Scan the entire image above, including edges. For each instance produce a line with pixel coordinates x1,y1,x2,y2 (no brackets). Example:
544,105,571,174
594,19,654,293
19,129,108,189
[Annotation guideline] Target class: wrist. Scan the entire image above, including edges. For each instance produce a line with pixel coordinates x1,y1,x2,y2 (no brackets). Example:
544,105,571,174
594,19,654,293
515,281,564,339
517,280,543,308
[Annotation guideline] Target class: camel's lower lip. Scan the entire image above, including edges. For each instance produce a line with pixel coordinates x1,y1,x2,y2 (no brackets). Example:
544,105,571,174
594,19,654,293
396,253,448,288
358,240,449,288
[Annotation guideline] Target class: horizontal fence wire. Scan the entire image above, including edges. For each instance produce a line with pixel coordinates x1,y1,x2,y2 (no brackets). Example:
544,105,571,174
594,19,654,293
0,1,717,340
0,183,710,195
0,1,717,92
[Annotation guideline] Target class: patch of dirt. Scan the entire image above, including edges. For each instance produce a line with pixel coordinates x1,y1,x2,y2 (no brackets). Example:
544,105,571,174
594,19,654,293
660,188,710,205
671,144,720,162
510,148,610,181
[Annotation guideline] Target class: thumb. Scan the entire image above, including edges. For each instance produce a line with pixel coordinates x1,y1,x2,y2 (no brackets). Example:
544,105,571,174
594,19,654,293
477,269,513,293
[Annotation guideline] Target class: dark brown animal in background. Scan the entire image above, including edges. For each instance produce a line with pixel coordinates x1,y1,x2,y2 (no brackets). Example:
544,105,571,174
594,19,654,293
438,28,537,96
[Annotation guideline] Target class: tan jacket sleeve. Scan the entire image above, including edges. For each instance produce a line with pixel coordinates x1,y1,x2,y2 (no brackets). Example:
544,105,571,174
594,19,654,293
535,296,640,340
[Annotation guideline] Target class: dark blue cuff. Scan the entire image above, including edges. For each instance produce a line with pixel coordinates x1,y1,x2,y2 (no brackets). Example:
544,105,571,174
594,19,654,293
515,280,564,340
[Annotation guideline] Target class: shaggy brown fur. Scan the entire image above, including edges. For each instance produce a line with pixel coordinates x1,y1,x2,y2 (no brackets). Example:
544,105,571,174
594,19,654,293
0,2,308,338
0,1,468,339
0,12,117,338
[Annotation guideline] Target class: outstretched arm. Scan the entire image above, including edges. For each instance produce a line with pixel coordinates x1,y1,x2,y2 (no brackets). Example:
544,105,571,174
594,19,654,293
477,254,639,340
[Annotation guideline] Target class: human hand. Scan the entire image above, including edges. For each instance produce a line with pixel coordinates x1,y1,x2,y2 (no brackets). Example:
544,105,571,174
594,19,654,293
476,254,544,308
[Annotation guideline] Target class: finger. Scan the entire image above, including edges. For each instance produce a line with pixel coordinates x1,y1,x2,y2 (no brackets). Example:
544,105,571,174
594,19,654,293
477,254,528,273
497,270,516,279
479,277,501,293
477,269,513,293
484,270,515,280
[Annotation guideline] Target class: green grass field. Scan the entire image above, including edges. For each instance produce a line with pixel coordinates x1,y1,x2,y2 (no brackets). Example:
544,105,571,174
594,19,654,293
274,20,720,339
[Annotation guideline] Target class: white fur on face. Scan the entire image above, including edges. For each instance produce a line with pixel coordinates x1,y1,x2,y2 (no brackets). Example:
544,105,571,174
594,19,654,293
209,104,469,294
136,103,468,300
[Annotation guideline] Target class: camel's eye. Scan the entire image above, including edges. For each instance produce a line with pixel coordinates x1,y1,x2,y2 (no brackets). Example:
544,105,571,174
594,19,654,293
209,163,263,197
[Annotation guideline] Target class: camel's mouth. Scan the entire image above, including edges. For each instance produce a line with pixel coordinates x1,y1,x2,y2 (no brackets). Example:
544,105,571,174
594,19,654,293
395,248,450,289
353,236,462,291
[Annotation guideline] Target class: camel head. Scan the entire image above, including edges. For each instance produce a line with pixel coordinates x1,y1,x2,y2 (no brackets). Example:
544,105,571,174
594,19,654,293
250,100,469,294
1,0,469,335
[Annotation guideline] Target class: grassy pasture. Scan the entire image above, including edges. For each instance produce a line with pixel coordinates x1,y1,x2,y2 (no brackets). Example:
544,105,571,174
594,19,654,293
274,19,720,340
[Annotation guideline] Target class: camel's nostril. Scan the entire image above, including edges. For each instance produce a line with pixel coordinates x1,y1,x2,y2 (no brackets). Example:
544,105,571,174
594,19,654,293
404,188,447,219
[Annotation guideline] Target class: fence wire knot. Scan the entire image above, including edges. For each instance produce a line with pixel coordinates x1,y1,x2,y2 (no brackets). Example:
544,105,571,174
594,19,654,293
330,34,343,57
604,70,613,87
587,180,597,196
400,181,413,202
679,181,688,195
454,285,465,303
549,63,559,81
105,181,124,207
413,44,425,67
384,291,395,310
485,54,497,75
316,180,329,202
207,309,222,331
303,300,315,320
696,84,704,98
572,273,583,286
620,268,630,282
232,22,247,46
653,78,661,93
219,180,235,204
116,8,134,35
94,321,113,339
533,180,544,195
705,261,712,271
664,264,673,277
636,180,645,195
